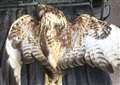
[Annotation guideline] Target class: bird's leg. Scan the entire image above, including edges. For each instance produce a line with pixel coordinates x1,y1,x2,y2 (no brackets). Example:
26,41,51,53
45,71,62,85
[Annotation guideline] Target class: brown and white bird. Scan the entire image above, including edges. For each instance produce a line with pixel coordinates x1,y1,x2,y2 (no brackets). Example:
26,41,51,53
5,4,120,85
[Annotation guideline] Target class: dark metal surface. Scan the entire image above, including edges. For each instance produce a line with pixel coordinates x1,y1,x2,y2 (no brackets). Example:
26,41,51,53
62,65,112,85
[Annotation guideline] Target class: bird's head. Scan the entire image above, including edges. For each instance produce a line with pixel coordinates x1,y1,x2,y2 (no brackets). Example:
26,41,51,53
38,5,67,39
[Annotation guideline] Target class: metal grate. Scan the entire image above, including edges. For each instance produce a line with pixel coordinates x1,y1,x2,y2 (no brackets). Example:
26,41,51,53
36,0,87,4
0,0,110,20
0,0,91,8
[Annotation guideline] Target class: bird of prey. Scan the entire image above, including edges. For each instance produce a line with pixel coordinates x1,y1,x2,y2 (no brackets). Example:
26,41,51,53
4,4,120,85
57,14,120,73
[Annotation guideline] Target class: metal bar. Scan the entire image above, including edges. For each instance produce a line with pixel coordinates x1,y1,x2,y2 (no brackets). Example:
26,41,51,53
0,2,91,9
0,2,38,9
50,2,91,7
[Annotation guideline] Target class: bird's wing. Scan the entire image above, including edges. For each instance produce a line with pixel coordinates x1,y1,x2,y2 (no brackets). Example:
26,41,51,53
7,15,36,63
57,14,120,73
7,14,54,71
84,24,120,73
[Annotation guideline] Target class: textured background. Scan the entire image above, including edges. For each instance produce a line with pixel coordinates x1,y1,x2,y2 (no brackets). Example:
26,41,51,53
107,0,120,26
108,0,120,26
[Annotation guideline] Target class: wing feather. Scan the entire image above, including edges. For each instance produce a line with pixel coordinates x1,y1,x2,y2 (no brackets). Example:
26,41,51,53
57,14,120,73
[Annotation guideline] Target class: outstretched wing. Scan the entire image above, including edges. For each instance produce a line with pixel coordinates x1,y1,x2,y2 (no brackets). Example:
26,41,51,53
6,14,55,72
57,14,120,73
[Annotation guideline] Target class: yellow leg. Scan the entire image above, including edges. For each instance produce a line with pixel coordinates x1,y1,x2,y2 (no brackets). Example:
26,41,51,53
45,74,62,85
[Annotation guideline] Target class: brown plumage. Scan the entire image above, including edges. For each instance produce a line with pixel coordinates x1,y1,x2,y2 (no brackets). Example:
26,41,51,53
36,5,69,85
37,5,68,69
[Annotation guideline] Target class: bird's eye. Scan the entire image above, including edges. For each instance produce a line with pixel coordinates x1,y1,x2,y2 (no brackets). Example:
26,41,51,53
54,24,60,28
30,19,34,22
